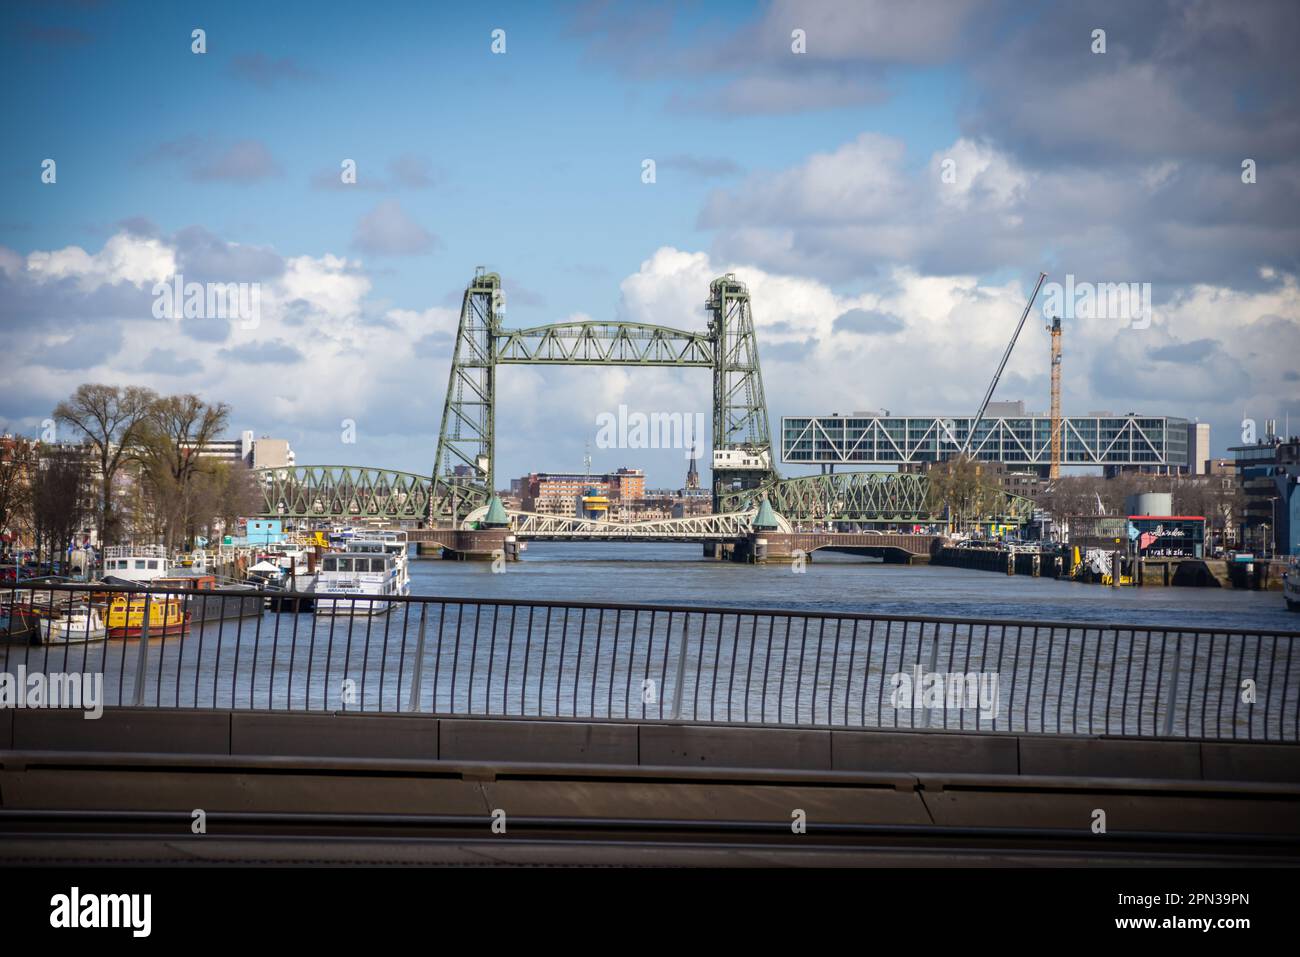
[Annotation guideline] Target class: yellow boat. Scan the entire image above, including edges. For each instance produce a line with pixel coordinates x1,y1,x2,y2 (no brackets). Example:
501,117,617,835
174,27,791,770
106,594,190,638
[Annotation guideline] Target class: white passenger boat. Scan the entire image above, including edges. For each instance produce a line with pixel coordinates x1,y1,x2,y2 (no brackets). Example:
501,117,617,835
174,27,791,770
314,548,403,616
39,605,107,644
350,531,411,597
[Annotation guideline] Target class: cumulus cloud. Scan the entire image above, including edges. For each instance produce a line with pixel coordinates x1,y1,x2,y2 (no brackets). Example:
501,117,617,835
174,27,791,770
352,201,439,256
5,230,1296,482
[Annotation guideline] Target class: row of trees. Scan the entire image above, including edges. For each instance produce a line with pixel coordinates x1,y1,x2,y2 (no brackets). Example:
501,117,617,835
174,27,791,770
0,385,263,557
922,455,1244,542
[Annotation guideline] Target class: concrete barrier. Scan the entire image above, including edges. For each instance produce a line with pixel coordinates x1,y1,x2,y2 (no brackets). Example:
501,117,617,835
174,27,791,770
832,729,1019,774
440,718,637,765
1019,736,1202,780
232,712,439,761
11,708,230,754
639,724,832,770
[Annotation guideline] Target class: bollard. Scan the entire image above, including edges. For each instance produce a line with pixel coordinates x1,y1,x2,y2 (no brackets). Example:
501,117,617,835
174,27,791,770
1031,553,1041,577
1112,551,1123,588
1006,552,1015,576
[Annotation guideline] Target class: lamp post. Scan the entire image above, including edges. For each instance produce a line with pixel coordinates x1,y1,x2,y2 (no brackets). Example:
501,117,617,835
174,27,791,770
1269,496,1278,558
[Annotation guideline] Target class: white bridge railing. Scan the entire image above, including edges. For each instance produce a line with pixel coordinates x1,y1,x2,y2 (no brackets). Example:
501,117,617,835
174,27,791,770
501,509,790,540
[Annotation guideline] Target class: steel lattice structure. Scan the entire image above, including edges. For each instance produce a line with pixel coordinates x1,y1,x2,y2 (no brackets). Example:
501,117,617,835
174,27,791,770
254,466,432,520
430,270,775,523
718,471,1036,525
254,271,1034,527
495,508,787,540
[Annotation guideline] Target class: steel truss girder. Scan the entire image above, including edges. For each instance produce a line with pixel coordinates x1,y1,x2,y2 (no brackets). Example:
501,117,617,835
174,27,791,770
254,466,432,520
502,508,781,540
718,472,1035,525
496,322,713,366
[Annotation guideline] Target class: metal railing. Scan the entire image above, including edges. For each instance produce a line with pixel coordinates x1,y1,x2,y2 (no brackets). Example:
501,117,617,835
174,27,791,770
3,582,1298,741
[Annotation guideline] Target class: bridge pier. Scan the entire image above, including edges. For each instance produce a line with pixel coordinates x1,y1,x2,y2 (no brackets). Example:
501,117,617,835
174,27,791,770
440,529,519,562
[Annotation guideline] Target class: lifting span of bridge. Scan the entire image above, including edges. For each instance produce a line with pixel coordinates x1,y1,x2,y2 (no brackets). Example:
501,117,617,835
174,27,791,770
252,270,1035,529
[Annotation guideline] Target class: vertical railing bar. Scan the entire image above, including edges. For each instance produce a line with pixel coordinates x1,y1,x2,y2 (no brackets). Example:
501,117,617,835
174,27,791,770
591,608,604,719
538,606,553,717
247,590,264,710
843,619,859,729
1147,630,1165,738
743,614,758,724
692,612,707,721
826,618,843,727
1264,633,1279,743
405,602,429,713
130,592,153,707
764,613,780,724
708,613,724,724
520,605,535,717
811,618,827,728
858,619,877,729
641,609,655,720
877,620,894,729
670,612,689,721
448,603,465,716
391,600,409,714
573,607,586,718
725,615,741,724
558,606,571,718
269,597,283,710
430,602,447,714
467,603,482,715
1162,631,1183,738
231,598,249,710
606,609,621,720
1121,629,1137,737
1041,626,1055,734
624,609,639,721
1231,632,1247,740
657,611,672,721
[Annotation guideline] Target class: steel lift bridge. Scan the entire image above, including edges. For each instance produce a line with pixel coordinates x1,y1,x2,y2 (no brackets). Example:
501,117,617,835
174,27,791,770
254,270,1034,529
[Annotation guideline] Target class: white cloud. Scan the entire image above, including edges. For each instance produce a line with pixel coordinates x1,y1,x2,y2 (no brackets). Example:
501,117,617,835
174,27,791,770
25,233,175,292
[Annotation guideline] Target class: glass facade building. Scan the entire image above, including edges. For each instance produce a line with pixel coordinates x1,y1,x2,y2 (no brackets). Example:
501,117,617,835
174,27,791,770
782,414,1193,470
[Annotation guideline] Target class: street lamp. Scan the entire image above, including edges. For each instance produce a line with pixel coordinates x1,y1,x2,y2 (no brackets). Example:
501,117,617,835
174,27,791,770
1269,496,1278,558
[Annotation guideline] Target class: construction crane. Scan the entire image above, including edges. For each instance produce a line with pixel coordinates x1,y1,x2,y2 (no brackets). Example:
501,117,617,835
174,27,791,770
962,271,1049,459
1048,314,1063,480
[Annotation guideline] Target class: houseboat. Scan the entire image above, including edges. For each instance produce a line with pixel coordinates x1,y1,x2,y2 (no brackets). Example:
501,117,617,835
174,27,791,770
105,593,190,639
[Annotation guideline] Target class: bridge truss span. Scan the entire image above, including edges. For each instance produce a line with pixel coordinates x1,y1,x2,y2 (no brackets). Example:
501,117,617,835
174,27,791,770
469,508,789,541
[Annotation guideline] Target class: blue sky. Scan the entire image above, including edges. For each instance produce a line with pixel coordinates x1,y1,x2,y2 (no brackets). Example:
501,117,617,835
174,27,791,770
2,0,1298,485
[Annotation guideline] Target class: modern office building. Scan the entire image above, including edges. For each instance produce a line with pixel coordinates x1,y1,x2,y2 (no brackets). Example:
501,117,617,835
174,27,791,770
1229,433,1299,557
189,430,295,469
783,402,1202,477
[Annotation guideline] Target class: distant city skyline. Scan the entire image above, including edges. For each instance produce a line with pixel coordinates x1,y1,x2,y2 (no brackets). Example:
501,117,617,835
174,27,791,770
3,0,1297,487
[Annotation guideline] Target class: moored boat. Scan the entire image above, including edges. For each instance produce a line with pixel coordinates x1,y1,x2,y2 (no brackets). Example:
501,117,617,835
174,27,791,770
105,593,190,638
39,605,107,644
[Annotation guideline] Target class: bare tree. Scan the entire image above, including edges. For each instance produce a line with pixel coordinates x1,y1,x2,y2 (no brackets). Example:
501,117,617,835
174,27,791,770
0,436,38,557
31,446,87,568
54,384,156,546
137,395,231,549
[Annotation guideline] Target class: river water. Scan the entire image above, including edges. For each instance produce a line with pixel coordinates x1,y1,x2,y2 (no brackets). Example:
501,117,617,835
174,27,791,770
5,545,1296,737
410,542,1297,632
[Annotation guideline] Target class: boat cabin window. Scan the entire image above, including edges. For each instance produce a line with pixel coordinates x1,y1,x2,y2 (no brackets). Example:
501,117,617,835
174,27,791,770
134,560,146,569
368,558,387,572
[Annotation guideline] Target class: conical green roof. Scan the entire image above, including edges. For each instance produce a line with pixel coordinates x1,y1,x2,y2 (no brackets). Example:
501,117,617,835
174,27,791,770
484,495,509,527
754,498,778,530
